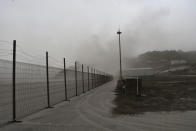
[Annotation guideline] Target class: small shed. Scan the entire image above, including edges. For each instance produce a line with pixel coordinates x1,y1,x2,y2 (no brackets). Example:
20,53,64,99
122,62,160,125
123,68,154,78
122,68,154,96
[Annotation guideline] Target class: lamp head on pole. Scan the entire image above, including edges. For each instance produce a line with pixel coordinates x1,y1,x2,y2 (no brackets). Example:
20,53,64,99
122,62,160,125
117,29,122,35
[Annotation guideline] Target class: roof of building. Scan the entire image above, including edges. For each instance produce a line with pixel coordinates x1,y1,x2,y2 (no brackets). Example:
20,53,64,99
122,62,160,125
123,68,154,78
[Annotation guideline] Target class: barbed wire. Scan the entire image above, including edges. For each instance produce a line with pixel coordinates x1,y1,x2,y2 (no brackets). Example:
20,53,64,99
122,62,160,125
16,43,45,60
0,40,102,73
48,63,64,69
0,50,13,54
0,40,45,61
48,56,65,68
48,56,62,63
0,52,13,57
0,40,12,44
65,59,75,65
16,53,45,66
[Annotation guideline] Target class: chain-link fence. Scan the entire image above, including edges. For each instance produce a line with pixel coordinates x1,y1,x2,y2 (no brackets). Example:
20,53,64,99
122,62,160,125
0,40,112,126
0,59,13,125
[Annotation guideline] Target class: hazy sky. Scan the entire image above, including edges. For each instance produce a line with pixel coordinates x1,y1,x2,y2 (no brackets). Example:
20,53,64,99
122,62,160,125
0,0,196,73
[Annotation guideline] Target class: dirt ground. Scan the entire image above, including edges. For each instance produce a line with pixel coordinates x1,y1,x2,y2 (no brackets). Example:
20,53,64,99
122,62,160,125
113,75,196,114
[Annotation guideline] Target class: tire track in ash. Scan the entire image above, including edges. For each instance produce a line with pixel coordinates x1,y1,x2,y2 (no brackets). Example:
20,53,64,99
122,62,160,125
75,82,166,131
76,81,196,131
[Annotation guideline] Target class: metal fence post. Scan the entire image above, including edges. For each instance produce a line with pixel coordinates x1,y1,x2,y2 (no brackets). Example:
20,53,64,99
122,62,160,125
99,71,101,86
46,51,51,108
92,68,94,89
82,64,84,93
75,61,78,96
104,72,106,83
94,69,96,88
12,40,16,122
98,70,100,86
87,66,89,91
102,72,104,83
97,70,99,86
63,58,67,100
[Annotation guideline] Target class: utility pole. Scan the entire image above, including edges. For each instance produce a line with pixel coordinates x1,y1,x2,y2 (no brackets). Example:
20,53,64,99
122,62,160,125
117,29,122,81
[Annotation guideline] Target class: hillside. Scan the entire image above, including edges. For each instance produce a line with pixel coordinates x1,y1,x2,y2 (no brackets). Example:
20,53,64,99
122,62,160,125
127,50,196,74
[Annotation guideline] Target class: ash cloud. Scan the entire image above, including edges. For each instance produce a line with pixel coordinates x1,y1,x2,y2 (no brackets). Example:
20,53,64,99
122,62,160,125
75,2,196,74
0,0,196,74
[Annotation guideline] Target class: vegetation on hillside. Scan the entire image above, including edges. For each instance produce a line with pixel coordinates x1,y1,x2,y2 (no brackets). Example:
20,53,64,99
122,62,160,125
128,50,196,68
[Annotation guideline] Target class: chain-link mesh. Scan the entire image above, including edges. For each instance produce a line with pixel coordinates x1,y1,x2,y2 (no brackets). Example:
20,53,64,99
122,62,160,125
90,68,94,90
15,62,47,119
49,66,65,105
66,62,76,99
76,63,83,95
0,59,12,125
83,65,88,92
0,41,112,125
0,59,111,125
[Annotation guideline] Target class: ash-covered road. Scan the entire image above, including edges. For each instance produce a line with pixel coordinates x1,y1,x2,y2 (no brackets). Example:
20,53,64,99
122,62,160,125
1,81,196,131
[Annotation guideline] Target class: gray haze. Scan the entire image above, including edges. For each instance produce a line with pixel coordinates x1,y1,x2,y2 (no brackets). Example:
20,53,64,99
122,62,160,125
0,0,196,74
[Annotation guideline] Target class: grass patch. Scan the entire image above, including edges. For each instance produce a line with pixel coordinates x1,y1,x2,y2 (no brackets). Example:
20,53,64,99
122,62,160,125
113,75,196,115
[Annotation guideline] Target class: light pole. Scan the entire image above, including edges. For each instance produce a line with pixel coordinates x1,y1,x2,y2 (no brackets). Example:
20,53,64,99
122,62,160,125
117,29,122,81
